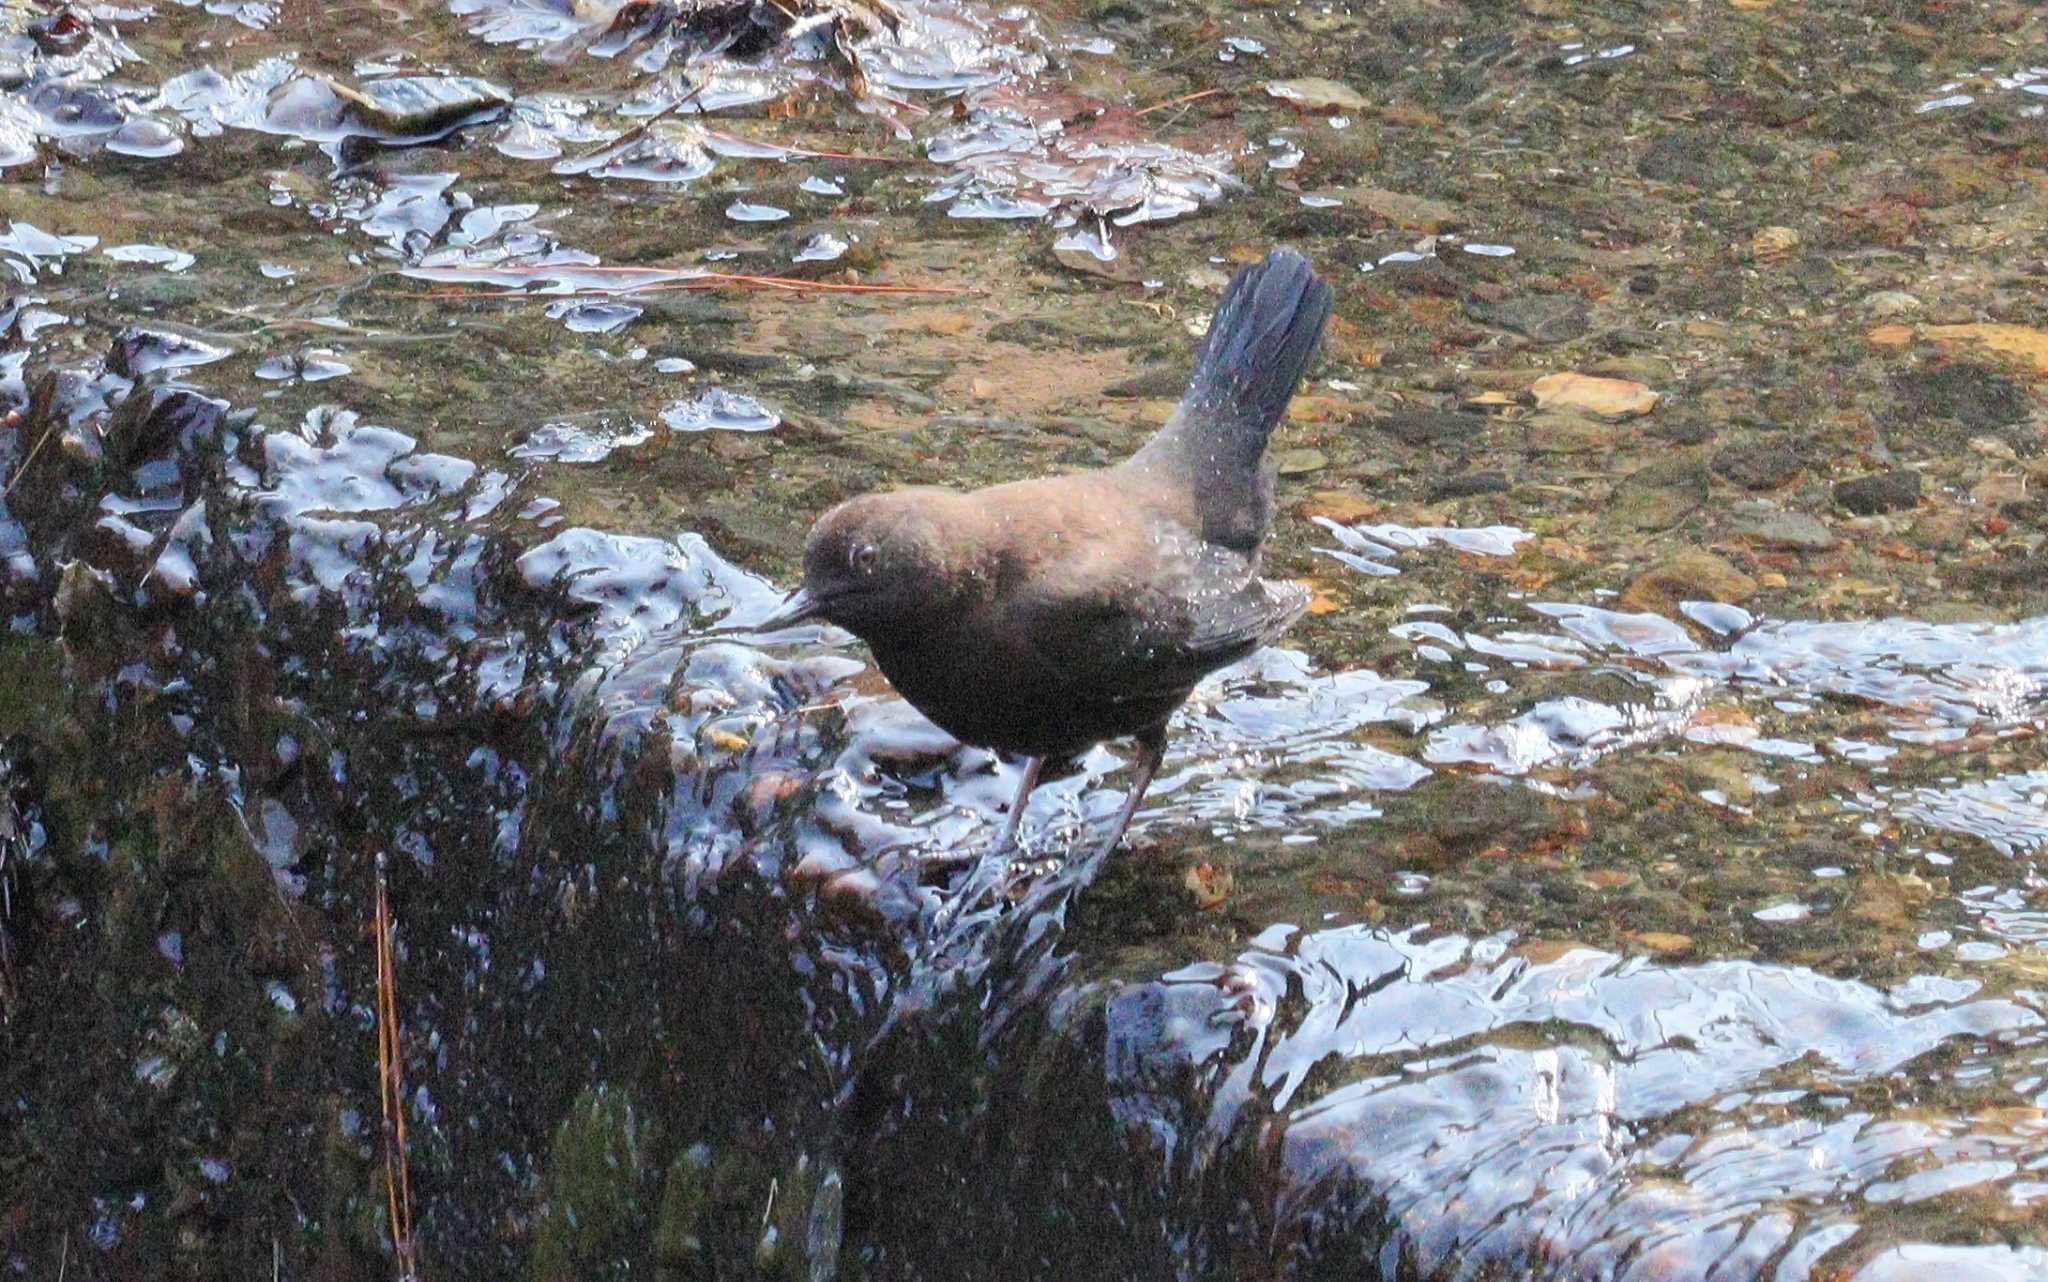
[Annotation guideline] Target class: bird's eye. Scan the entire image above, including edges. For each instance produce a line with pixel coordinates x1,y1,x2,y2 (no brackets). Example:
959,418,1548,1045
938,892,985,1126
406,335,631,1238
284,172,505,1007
848,543,880,577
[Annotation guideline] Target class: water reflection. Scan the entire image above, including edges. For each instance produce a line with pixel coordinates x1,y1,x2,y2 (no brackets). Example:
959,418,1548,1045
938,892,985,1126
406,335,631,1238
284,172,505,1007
7,0,2048,1275
9,274,2048,1281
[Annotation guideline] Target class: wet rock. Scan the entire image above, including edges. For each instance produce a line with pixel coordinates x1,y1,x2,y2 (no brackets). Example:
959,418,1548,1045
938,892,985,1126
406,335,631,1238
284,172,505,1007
1711,441,1802,491
1622,930,1693,957
120,274,210,312
266,75,510,144
1522,411,1619,455
1748,225,1799,262
108,328,230,379
1728,501,1836,552
653,1146,713,1272
1636,129,1724,186
57,422,102,466
1344,186,1460,234
1430,470,1509,499
1297,490,1377,524
1369,253,1464,297
1612,457,1709,531
1834,470,1921,515
1919,325,2048,378
1389,774,1560,866
1649,416,1715,446
1263,78,1366,113
1373,408,1485,447
1864,290,1921,317
1465,295,1589,345
1530,371,1657,419
1272,448,1326,477
107,385,227,466
1619,550,1756,615
529,1085,656,1282
1104,366,1184,399
1891,363,2029,432
1051,239,1141,283
1585,353,1669,385
1845,871,1938,929
26,367,105,432
50,558,115,634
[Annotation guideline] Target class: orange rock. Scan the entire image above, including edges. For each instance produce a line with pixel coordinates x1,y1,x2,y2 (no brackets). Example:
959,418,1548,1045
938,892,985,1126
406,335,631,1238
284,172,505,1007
1693,704,1756,728
1183,862,1233,911
1299,490,1379,524
1923,323,2048,374
1517,938,1596,965
1286,394,1359,424
1624,930,1695,955
904,310,976,336
1529,371,1658,419
1867,323,1914,347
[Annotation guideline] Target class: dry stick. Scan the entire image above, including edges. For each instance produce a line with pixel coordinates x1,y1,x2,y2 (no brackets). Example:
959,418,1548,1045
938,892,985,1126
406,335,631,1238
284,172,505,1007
375,856,420,1282
375,870,401,1276
1,420,55,504
578,78,905,164
403,264,971,290
386,878,418,1280
559,72,708,173
409,274,974,301
702,129,901,163
1133,86,1225,117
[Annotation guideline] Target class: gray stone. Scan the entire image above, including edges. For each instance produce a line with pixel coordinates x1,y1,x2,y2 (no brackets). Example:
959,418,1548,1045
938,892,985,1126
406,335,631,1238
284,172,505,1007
1431,470,1510,499
1613,458,1709,531
1729,501,1837,551
1374,408,1487,446
1464,295,1590,344
1712,441,1803,491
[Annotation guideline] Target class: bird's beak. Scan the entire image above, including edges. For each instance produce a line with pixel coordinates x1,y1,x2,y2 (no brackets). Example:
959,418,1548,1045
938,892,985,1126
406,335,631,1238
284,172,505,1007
754,586,823,630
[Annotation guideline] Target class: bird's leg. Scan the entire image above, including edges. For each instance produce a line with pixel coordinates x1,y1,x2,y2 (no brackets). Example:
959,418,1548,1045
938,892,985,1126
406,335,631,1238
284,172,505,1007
1095,727,1167,860
991,754,1044,858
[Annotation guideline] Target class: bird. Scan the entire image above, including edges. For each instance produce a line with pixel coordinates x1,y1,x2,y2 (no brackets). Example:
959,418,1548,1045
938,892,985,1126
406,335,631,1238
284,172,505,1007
758,248,1334,862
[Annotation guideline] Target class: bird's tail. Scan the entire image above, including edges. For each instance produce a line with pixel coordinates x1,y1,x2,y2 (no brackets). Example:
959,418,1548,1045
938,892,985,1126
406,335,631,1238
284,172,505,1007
1173,249,1333,463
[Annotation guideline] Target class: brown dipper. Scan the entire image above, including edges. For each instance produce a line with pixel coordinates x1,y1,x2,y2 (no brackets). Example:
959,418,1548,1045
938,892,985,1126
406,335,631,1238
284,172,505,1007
760,249,1334,860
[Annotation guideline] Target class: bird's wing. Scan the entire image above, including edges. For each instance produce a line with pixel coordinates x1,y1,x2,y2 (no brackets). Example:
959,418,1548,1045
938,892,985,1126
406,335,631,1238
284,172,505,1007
1013,569,1311,702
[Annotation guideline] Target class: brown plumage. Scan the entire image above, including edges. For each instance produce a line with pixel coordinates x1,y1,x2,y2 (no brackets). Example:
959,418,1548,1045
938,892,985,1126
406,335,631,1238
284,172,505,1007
760,249,1334,859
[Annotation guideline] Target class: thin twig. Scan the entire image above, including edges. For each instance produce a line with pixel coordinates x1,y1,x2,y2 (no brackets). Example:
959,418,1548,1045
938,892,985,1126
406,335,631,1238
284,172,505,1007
1134,87,1225,117
1,416,54,504
410,273,973,300
375,855,420,1281
560,74,708,174
701,128,902,163
408,264,691,277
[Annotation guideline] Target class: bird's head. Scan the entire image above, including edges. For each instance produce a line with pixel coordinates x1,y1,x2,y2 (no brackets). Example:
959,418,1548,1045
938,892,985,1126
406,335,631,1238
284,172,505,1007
757,490,959,638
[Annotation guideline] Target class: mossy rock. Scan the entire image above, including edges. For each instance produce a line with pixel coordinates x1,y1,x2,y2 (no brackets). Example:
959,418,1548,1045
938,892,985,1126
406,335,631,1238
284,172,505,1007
529,1084,659,1282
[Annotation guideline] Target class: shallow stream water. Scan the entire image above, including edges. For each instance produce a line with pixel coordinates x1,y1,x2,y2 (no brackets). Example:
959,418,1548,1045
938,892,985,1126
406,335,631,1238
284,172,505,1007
5,0,2048,1278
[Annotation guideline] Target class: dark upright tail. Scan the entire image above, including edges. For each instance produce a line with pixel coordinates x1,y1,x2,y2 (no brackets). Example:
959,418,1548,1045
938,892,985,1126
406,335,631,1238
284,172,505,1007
1131,249,1333,550
1175,248,1333,462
